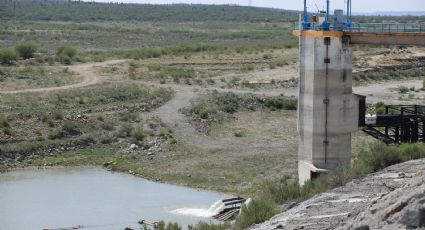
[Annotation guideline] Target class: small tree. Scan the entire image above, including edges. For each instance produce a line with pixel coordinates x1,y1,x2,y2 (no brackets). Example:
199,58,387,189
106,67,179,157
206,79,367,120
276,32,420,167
0,49,17,65
57,45,77,65
15,42,38,59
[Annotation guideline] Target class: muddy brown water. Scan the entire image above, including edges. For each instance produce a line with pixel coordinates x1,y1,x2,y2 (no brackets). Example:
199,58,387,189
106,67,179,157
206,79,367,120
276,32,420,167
0,168,225,230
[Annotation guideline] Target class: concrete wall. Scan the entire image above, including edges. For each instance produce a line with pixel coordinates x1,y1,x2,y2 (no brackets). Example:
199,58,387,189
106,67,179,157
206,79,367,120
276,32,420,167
298,34,361,185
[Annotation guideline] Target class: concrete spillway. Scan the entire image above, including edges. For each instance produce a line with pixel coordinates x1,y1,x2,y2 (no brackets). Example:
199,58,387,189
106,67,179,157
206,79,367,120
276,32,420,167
297,30,363,184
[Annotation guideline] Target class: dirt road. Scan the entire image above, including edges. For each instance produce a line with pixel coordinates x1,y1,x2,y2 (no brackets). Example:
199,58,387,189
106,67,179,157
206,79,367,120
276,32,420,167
0,60,129,94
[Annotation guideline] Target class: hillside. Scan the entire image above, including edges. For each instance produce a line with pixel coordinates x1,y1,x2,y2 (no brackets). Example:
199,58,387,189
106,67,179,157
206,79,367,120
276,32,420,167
0,0,299,22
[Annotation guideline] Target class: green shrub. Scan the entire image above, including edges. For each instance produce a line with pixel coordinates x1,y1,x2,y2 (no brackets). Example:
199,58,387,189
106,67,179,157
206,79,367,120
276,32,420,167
99,134,116,144
264,97,297,110
59,54,72,65
268,62,277,69
397,143,425,160
154,221,182,230
118,123,133,137
188,222,229,230
101,122,114,131
375,102,386,114
0,115,10,128
57,45,77,64
62,121,80,135
15,42,38,59
262,53,272,60
354,142,402,174
241,64,255,73
234,129,246,137
131,127,146,144
236,198,278,230
48,129,63,140
120,112,138,122
0,49,18,65
263,176,310,204
52,111,64,120
159,128,176,140
3,127,12,136
398,86,409,94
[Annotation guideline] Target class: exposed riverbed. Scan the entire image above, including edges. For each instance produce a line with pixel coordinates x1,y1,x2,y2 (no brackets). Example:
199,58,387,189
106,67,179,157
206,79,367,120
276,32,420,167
0,168,225,230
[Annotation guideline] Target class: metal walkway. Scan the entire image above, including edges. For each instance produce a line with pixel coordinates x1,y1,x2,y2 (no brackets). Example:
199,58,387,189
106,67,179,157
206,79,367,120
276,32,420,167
293,22,425,45
363,105,425,145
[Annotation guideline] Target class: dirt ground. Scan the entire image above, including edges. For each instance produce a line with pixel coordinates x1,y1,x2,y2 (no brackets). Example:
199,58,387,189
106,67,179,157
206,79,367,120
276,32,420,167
1,47,425,194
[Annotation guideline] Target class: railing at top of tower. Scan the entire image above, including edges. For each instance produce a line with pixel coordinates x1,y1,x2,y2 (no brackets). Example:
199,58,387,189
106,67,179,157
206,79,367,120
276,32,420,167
294,22,425,33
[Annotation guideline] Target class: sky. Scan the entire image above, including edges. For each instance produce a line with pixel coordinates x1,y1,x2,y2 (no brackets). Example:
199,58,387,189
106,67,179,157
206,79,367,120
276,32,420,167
92,0,425,13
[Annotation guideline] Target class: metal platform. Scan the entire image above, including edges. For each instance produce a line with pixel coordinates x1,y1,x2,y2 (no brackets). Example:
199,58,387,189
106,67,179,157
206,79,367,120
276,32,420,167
293,22,425,45
363,105,425,145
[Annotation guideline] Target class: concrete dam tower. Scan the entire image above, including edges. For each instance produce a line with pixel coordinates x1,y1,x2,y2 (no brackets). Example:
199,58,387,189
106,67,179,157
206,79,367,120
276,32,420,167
294,0,425,185
296,27,363,184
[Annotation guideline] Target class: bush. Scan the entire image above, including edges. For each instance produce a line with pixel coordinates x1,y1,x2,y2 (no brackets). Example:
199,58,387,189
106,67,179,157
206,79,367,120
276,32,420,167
154,221,182,230
3,127,12,136
241,64,255,73
397,143,425,161
159,127,177,143
120,112,138,122
264,97,297,110
131,127,146,144
262,53,272,60
0,115,10,128
375,102,386,114
354,142,402,174
101,122,114,131
398,86,409,94
15,42,38,59
52,111,64,120
48,129,63,140
57,45,77,65
236,198,278,230
99,134,116,144
118,123,133,137
0,49,18,65
188,222,229,230
62,121,80,135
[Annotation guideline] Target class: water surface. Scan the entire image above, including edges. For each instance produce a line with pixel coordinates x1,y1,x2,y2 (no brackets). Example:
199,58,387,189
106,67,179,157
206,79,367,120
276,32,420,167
0,168,224,230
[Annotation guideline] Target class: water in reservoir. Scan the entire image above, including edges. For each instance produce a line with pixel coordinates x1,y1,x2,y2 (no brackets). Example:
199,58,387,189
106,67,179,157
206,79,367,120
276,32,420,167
0,168,225,230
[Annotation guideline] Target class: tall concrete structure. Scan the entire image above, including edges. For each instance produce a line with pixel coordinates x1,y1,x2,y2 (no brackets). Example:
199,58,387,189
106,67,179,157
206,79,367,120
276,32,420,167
296,30,363,184
294,0,425,185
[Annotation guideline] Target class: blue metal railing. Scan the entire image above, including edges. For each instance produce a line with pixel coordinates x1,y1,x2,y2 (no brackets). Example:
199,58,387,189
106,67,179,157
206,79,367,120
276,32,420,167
294,22,425,33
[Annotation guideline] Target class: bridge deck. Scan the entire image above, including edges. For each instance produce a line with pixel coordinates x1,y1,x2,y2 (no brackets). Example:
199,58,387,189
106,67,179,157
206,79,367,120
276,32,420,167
293,22,425,46
346,32,425,46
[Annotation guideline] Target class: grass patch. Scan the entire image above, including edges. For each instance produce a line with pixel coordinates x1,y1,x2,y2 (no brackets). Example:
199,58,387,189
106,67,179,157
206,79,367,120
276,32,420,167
183,91,297,132
0,84,173,116
0,66,75,90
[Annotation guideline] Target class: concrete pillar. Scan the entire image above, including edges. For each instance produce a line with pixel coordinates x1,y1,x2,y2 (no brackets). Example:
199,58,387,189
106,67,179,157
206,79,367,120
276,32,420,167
297,31,362,185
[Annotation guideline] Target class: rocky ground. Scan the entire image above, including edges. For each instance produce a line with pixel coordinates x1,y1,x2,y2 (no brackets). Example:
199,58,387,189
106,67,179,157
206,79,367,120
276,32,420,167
251,159,425,230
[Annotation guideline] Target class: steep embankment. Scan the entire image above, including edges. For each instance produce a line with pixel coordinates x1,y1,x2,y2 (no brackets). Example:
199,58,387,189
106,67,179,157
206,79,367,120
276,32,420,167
252,159,425,230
